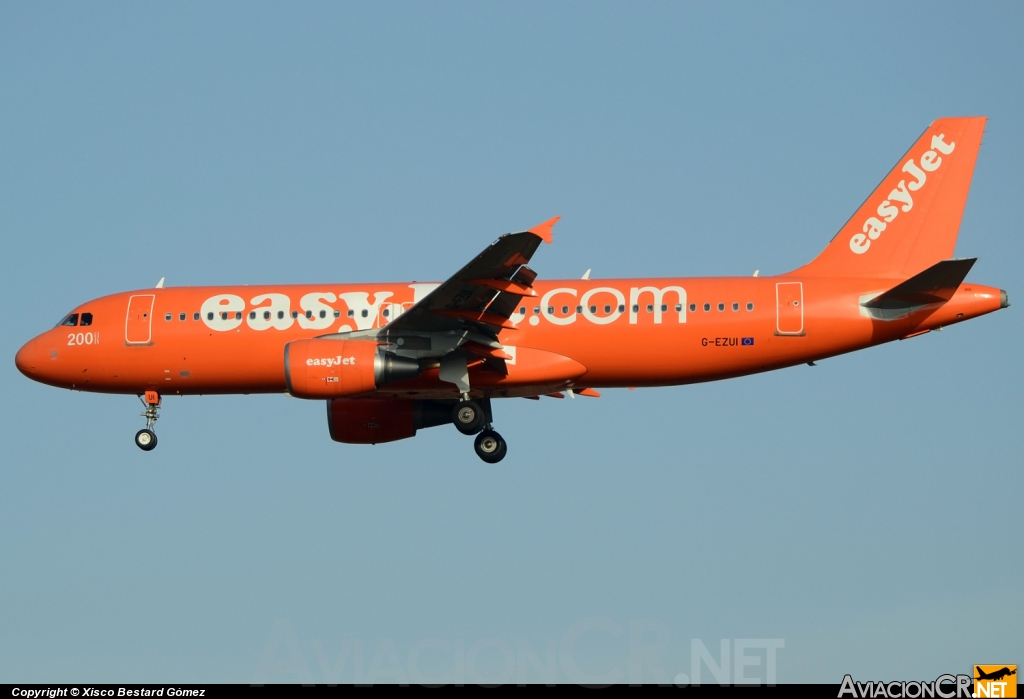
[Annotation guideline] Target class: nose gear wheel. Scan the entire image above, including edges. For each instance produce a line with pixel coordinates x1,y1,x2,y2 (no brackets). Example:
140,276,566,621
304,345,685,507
135,429,157,451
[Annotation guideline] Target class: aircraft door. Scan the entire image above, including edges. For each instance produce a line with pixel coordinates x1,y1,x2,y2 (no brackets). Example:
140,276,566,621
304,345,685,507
775,282,804,335
125,294,156,345
378,302,413,328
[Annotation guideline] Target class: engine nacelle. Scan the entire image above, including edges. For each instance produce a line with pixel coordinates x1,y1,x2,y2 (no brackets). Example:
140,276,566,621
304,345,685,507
285,338,420,399
327,398,455,444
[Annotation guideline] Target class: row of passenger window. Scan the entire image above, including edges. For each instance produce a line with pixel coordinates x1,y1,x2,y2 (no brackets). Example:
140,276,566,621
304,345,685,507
58,313,94,327
520,302,756,315
164,308,376,322
704,302,755,312
161,301,757,323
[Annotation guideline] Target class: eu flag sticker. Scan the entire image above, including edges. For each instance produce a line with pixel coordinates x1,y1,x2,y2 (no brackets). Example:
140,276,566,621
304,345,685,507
741,337,754,346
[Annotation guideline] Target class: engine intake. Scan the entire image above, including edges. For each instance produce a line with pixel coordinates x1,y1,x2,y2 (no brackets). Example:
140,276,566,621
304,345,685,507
284,338,420,399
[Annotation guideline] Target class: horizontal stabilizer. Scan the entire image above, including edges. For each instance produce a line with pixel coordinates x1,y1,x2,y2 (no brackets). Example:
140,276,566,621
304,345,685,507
863,258,976,310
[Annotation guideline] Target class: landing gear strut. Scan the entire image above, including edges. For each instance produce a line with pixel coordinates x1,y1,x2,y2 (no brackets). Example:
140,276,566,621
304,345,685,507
452,398,506,463
135,391,160,451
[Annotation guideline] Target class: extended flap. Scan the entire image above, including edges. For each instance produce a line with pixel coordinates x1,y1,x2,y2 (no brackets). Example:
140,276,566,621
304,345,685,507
471,347,586,389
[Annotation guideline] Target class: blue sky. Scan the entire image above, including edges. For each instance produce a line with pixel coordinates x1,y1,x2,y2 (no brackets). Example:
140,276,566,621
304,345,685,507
1,1,1021,684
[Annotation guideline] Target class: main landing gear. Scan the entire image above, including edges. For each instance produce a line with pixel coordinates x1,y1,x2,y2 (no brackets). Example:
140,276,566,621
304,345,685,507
474,430,507,464
135,391,161,451
451,398,507,464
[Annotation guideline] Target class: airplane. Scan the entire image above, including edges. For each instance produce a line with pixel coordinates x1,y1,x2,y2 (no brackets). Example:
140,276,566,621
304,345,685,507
975,667,1016,682
15,116,1008,463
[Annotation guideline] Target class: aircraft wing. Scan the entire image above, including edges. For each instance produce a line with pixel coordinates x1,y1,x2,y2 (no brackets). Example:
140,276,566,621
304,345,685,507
380,217,558,341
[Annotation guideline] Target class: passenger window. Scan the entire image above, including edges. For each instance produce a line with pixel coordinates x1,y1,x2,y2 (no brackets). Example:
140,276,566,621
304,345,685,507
519,307,526,315
689,304,696,312
249,311,256,320
732,302,739,311
661,304,667,312
561,306,569,314
235,311,242,320
60,313,79,327
264,311,271,320
747,302,754,311
632,305,639,313
604,305,611,313
291,311,298,319
347,309,355,317
533,307,540,315
179,312,185,321
165,313,172,321
675,304,682,312
333,310,341,318
577,306,583,313
718,303,725,312
277,311,285,319
383,308,390,317
703,303,710,312
193,312,200,321
320,310,327,318
548,306,554,314
361,309,368,318
207,312,214,321
304,310,312,319
646,304,653,313
590,305,597,313
618,304,625,313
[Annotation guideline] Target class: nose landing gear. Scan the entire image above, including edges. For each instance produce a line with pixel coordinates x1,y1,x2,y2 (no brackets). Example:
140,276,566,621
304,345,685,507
135,391,161,451
452,398,507,463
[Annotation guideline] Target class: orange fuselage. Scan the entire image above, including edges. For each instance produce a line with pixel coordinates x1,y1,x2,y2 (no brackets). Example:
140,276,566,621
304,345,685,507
15,276,1004,399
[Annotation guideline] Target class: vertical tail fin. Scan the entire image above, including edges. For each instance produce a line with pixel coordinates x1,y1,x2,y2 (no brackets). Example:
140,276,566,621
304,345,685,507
790,117,986,279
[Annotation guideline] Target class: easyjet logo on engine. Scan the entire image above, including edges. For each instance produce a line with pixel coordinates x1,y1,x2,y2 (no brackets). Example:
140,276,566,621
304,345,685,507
849,133,956,255
307,356,355,367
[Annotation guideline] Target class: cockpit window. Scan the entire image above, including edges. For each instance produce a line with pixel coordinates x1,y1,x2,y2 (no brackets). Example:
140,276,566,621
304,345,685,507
80,313,93,326
59,313,79,327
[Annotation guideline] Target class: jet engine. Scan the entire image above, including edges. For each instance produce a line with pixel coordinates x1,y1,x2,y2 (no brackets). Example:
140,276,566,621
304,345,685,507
327,398,455,444
284,338,420,399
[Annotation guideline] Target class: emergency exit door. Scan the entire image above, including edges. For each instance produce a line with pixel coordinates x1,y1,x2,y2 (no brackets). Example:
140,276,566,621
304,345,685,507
125,294,155,344
377,302,413,328
775,282,804,335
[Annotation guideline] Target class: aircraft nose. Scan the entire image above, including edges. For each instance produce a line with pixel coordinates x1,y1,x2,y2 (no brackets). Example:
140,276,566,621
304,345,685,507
15,336,46,377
